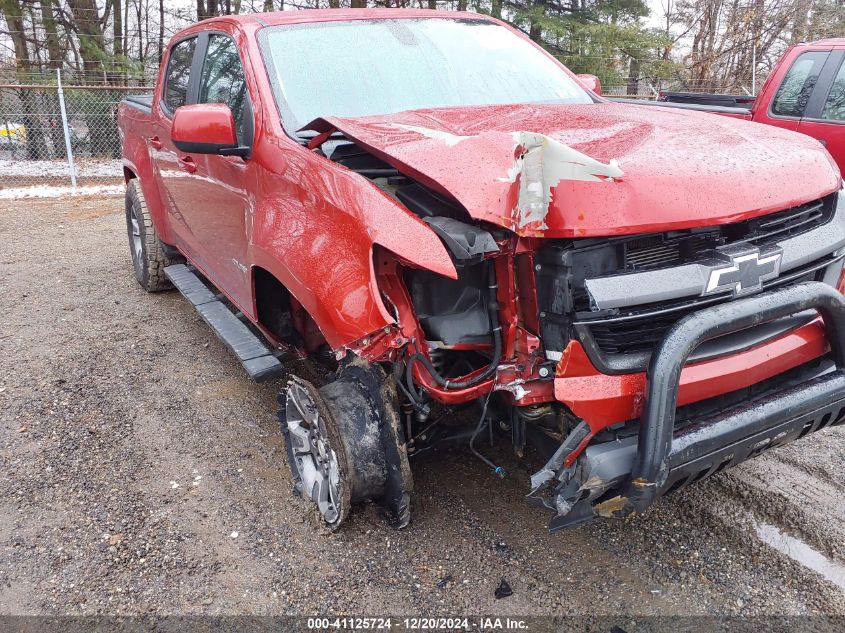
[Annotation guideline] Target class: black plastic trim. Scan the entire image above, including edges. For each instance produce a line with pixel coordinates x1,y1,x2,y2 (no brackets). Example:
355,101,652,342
622,281,845,513
164,264,283,382
612,98,752,116
422,216,499,263
766,50,831,122
547,356,845,531
173,140,237,154
573,253,844,374
123,94,153,113
578,251,841,327
575,311,818,375
195,31,255,156
803,49,845,120
159,33,204,120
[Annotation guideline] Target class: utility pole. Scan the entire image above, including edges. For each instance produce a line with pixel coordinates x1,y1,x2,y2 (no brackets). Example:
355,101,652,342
57,69,78,188
752,44,757,94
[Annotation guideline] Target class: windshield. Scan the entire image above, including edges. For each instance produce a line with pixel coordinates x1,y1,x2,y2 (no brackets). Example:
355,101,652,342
259,18,593,133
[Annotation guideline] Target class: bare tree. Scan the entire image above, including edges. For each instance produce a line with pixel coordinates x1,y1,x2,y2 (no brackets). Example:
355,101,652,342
66,0,109,76
0,0,50,157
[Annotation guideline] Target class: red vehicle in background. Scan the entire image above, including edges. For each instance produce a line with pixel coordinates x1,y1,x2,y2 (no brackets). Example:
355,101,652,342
651,39,845,172
117,10,845,534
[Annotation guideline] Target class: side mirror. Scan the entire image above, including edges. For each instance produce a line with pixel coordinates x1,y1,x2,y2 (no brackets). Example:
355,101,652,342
171,103,249,158
576,74,602,96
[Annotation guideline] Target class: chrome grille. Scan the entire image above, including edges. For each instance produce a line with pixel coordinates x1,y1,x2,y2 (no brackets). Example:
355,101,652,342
534,192,843,372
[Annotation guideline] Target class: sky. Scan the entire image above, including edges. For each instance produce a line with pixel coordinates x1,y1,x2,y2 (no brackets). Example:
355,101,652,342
645,0,672,30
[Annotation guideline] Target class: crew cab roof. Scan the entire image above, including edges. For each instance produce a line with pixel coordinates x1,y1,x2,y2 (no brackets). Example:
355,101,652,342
804,38,845,48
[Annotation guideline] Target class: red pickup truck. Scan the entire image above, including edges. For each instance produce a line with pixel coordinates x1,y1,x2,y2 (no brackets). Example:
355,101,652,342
118,9,845,532
646,39,845,172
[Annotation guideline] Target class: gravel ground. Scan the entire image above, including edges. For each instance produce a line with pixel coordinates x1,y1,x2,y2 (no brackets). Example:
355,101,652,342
1,194,844,620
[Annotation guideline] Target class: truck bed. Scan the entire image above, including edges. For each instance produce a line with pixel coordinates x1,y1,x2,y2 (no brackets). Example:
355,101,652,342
658,91,756,108
610,98,753,119
123,94,153,113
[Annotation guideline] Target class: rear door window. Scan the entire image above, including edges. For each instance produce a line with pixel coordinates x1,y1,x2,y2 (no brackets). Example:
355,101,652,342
771,51,829,118
163,37,197,113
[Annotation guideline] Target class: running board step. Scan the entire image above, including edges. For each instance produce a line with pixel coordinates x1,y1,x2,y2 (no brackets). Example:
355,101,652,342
165,264,283,383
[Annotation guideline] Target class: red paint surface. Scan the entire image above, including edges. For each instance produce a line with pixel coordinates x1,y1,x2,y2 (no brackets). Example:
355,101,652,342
554,319,830,429
706,40,845,174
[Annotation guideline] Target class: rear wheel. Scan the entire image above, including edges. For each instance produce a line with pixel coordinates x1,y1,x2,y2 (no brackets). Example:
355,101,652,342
125,179,182,292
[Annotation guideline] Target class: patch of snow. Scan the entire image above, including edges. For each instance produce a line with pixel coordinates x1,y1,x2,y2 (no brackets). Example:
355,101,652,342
0,185,124,199
0,158,123,179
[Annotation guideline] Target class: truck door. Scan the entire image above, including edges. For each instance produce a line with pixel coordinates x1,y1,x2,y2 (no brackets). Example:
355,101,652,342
178,32,256,313
797,50,845,174
753,50,830,133
152,35,205,264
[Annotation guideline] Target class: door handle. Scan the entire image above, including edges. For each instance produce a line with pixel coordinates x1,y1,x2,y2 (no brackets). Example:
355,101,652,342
150,136,162,150
179,156,197,173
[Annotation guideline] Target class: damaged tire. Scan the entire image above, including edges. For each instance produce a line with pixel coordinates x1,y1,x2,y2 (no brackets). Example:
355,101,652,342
279,361,413,530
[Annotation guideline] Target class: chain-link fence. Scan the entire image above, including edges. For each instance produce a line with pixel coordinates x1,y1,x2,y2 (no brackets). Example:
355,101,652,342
0,72,154,190
0,70,756,193
604,82,659,99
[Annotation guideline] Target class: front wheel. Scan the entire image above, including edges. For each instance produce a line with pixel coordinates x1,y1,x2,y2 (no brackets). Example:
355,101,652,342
278,362,414,531
125,179,182,292
281,377,351,530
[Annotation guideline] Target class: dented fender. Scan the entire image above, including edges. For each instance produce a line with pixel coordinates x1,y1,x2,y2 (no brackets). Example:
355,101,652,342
249,140,456,350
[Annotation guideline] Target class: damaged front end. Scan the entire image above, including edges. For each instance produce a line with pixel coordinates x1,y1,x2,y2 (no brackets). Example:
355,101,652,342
531,283,845,530
289,113,845,532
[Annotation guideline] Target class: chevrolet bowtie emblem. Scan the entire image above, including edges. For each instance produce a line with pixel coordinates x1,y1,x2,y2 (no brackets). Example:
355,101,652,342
703,246,783,297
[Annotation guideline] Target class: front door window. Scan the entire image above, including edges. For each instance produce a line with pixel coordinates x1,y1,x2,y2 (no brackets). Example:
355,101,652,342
197,35,250,145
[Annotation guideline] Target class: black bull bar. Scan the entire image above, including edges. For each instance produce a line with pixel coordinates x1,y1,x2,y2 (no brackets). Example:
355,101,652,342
545,281,845,530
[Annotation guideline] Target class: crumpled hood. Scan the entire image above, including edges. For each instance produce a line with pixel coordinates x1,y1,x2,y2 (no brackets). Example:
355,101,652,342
307,103,841,238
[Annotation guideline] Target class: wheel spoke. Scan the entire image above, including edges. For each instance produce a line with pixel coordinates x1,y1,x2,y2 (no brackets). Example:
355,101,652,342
315,476,338,524
288,385,317,426
287,421,311,454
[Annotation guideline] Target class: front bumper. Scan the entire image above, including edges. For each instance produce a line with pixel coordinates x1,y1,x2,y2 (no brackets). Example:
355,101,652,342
537,281,845,530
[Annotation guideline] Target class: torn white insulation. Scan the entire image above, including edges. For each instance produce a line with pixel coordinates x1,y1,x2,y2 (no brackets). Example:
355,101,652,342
500,132,623,228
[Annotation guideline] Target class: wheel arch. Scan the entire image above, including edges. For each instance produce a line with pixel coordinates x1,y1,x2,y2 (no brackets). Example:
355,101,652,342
120,146,174,245
248,244,373,352
252,265,306,348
